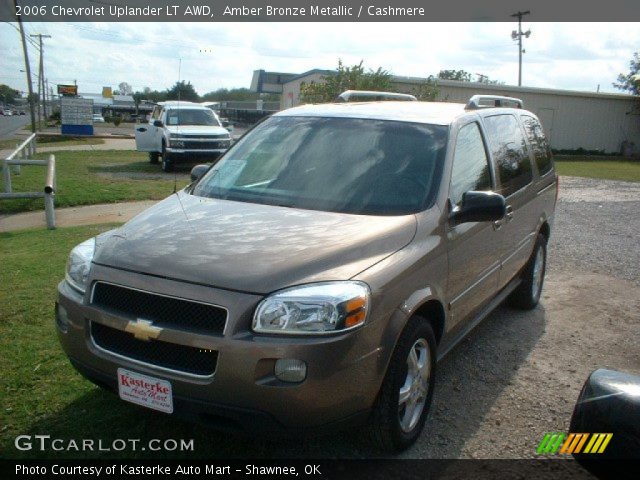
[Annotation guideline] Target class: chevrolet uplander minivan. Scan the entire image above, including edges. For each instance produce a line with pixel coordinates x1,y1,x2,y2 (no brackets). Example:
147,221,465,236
57,92,557,451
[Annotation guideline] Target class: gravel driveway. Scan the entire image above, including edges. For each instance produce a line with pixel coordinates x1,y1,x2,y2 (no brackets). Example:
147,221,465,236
22,175,638,461
210,175,639,459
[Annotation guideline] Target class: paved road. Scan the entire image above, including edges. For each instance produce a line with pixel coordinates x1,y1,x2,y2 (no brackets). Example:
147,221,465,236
0,114,30,140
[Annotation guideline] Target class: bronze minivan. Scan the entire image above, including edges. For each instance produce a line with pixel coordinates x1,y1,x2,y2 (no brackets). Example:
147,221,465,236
56,92,557,451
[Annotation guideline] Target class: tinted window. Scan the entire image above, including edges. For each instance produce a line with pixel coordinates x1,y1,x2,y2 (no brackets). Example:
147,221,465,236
192,116,448,215
166,109,221,126
522,115,553,175
483,114,532,197
450,122,492,206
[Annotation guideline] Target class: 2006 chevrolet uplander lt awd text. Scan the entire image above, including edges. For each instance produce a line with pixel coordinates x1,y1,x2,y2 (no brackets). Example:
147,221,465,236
56,92,557,451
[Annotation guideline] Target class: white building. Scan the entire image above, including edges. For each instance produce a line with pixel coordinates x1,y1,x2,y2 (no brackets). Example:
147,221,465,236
251,69,640,154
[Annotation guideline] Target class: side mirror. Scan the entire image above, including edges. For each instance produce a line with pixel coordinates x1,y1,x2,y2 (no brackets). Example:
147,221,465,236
570,369,640,463
450,191,506,225
153,119,163,127
190,164,210,182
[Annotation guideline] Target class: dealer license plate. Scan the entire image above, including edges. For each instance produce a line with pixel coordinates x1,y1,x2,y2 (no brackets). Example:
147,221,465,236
117,368,173,414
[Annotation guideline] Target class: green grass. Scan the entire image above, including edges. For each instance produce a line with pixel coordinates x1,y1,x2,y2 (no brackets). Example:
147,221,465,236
0,225,342,459
555,159,640,182
0,150,189,214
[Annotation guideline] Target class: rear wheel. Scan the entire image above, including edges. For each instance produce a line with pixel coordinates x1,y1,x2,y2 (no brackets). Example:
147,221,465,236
508,233,547,310
369,316,437,452
149,151,159,164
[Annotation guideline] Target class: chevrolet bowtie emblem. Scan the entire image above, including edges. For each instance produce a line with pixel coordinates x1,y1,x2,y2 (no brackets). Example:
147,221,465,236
125,319,162,342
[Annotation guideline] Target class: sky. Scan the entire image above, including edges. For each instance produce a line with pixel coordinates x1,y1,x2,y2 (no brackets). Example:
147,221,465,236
1,22,638,96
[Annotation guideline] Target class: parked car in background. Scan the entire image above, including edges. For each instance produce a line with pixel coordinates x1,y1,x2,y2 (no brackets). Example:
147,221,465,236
58,93,557,452
2,109,13,116
134,101,232,172
92,114,105,123
19,110,26,115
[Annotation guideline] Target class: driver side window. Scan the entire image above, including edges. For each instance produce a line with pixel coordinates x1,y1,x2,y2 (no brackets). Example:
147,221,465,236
450,122,493,206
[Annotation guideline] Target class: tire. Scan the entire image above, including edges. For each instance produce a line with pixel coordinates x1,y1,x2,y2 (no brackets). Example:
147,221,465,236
161,142,173,172
508,233,547,310
369,316,437,452
149,151,159,164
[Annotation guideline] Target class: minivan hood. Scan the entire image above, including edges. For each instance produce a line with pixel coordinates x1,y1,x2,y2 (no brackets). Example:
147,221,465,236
165,125,229,136
94,192,416,294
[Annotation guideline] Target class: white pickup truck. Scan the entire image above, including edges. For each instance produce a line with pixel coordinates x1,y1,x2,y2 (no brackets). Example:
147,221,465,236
135,101,232,172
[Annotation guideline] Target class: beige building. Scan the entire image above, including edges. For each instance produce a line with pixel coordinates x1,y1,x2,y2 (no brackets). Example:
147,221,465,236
250,69,640,154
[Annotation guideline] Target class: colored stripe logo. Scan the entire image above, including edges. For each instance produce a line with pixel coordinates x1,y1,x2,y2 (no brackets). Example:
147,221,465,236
537,433,612,455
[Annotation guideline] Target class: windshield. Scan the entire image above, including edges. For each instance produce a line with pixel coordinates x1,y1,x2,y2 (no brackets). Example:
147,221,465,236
165,108,221,126
192,116,448,215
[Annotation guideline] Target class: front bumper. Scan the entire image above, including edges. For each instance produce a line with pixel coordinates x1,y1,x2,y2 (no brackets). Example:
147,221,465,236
55,266,391,433
164,148,227,162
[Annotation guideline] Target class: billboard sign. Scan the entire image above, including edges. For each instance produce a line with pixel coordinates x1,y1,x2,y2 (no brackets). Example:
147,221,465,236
57,84,78,96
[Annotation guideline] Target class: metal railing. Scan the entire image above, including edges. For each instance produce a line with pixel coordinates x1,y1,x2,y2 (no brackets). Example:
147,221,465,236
1,133,57,229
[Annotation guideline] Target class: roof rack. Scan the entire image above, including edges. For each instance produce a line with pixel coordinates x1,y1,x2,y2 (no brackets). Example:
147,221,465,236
465,95,523,110
336,90,417,102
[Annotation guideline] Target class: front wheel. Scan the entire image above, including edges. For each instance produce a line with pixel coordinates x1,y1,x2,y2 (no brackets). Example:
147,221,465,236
369,316,437,452
149,151,159,164
161,143,173,172
508,233,547,310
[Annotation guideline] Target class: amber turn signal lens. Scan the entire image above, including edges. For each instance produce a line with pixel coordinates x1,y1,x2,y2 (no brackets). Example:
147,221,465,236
344,297,367,328
345,309,366,328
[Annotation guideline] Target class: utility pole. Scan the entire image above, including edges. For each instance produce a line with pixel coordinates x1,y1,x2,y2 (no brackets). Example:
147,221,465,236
14,0,36,133
511,10,531,87
31,33,51,126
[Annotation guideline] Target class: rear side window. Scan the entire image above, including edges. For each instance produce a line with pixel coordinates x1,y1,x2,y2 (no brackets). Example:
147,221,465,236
450,122,492,206
483,114,532,197
521,115,553,176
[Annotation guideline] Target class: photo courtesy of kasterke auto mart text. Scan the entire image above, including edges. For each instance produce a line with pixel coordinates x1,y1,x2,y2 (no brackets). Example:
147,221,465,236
57,93,557,451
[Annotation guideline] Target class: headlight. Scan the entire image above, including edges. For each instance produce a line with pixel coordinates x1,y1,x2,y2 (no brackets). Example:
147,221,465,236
252,281,370,335
65,238,95,294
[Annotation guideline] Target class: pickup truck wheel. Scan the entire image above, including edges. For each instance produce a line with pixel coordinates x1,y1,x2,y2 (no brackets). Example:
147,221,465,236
369,316,436,452
508,233,547,310
161,143,173,172
149,152,159,164
161,157,173,172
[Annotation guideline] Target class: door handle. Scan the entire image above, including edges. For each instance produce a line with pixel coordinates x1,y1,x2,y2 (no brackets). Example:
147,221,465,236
136,127,147,132
505,205,514,222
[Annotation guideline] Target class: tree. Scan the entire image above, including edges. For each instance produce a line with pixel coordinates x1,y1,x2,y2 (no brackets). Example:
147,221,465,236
166,80,199,102
438,69,473,82
299,60,393,103
614,52,640,95
117,81,133,96
0,84,19,105
411,76,439,101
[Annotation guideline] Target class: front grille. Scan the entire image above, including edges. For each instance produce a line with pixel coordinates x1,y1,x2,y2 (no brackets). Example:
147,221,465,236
181,134,228,140
91,283,227,336
91,322,218,376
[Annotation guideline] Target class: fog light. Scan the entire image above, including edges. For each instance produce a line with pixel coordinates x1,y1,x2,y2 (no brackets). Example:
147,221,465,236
55,302,70,333
274,358,307,383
